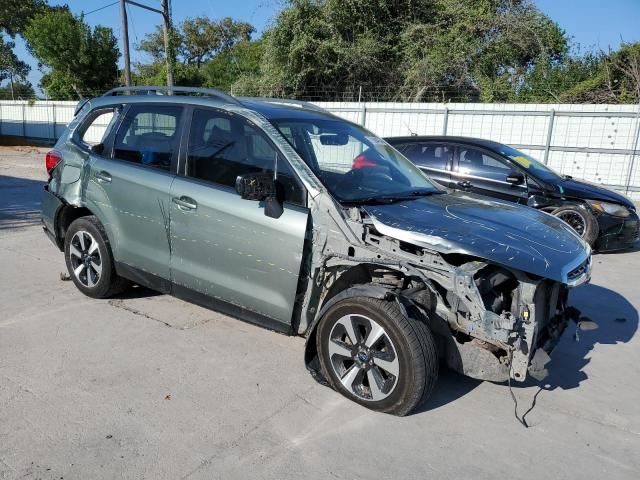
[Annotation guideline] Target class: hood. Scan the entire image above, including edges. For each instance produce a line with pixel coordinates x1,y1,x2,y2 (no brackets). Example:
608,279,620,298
363,191,591,284
558,178,635,210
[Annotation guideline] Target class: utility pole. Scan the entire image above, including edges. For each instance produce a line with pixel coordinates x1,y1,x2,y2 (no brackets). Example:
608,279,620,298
161,0,174,88
120,0,175,88
120,0,131,86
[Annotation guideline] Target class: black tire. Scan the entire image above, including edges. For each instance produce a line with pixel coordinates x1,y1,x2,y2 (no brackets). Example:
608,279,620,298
316,296,438,416
551,205,599,246
64,215,129,298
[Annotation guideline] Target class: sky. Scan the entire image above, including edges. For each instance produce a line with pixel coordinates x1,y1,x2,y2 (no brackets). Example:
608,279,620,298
7,0,640,92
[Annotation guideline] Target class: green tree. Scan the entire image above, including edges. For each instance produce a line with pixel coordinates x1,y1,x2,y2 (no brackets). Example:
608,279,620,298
203,40,264,91
0,36,30,84
0,0,48,37
242,0,571,102
0,80,34,99
139,16,255,67
23,9,119,99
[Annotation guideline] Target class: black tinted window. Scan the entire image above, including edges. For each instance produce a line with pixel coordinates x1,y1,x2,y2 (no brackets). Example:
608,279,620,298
187,108,304,205
399,143,450,170
112,105,183,171
458,147,511,181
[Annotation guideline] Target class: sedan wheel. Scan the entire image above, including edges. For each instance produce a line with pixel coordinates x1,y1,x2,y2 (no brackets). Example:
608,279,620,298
554,209,587,236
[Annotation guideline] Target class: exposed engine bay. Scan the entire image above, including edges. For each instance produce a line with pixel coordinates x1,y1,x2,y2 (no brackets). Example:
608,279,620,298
301,202,590,384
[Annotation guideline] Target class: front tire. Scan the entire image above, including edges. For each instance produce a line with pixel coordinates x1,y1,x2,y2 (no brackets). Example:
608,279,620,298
316,296,438,416
64,216,129,298
551,205,599,246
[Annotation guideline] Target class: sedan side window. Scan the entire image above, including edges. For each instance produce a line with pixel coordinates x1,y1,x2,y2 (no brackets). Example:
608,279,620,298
112,105,183,171
400,143,450,170
186,108,305,205
458,147,512,182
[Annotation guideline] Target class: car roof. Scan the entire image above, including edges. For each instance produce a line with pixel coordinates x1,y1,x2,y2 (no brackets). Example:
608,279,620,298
87,87,340,123
385,135,508,152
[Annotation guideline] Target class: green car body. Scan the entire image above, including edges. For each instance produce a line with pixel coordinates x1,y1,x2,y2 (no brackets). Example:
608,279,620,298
41,87,591,415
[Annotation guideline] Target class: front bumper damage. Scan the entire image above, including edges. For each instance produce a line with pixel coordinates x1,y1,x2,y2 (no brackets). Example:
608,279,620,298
303,198,592,386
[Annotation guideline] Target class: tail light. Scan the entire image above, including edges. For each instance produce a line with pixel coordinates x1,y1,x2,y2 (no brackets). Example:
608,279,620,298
352,154,377,170
45,150,62,174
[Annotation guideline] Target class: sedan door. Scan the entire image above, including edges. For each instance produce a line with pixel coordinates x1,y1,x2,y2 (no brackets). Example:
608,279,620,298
169,107,309,331
84,104,184,286
452,145,528,203
394,142,453,188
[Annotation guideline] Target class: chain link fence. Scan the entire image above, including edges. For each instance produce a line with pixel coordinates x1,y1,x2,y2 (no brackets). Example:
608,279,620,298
1,98,639,199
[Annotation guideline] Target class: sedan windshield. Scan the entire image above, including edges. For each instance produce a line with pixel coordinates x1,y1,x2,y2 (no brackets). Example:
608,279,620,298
497,144,562,183
269,118,441,202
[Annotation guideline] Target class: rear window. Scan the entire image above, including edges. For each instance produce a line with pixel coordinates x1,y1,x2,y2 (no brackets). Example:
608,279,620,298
397,142,450,170
112,105,183,171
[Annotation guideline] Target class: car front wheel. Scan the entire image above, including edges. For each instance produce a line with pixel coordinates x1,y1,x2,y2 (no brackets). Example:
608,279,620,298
551,205,599,246
316,296,438,416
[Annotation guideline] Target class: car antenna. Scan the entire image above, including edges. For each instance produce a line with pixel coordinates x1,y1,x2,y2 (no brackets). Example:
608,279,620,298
402,120,418,137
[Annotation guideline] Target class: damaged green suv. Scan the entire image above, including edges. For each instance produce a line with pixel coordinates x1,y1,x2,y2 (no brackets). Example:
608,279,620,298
42,87,591,415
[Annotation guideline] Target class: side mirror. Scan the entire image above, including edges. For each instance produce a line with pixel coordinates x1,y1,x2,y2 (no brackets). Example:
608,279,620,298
506,172,525,185
235,172,284,219
90,143,105,155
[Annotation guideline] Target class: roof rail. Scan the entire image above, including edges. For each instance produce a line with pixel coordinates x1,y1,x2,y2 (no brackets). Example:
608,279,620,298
102,86,241,105
238,97,331,114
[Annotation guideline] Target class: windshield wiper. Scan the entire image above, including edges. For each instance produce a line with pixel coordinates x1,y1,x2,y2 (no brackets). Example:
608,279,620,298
342,189,444,205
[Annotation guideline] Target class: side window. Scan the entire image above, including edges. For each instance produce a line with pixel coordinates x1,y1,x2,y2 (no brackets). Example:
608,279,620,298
458,147,511,181
112,105,183,171
400,143,450,170
75,107,121,148
186,108,305,205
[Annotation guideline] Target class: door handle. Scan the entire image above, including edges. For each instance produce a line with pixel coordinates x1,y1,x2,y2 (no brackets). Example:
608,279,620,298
457,180,472,188
95,171,112,183
172,196,198,210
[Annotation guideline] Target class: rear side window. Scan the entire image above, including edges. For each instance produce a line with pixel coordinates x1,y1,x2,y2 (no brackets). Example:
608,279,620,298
112,105,183,171
75,107,120,148
399,142,450,170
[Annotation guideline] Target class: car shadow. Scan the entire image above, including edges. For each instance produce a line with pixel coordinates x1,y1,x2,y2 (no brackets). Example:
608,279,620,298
415,283,637,414
0,174,45,231
110,284,164,300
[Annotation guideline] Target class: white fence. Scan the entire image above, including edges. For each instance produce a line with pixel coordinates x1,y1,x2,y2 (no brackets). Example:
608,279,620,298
2,99,640,199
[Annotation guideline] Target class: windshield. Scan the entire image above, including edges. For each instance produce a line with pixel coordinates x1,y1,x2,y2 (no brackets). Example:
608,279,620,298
269,118,441,202
497,144,562,183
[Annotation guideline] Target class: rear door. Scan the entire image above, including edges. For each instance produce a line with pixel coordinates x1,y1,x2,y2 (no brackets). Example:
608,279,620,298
452,145,528,203
85,104,184,285
394,141,453,188
169,107,309,330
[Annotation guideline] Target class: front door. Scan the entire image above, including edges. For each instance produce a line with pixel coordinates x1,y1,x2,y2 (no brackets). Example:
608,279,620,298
452,145,528,203
170,107,309,330
85,104,184,282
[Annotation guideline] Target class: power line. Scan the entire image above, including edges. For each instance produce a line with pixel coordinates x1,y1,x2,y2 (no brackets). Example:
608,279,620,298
83,1,119,16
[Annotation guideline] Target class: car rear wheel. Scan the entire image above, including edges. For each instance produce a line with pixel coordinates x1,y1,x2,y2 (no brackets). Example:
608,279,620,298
64,216,129,298
551,205,599,246
316,296,438,416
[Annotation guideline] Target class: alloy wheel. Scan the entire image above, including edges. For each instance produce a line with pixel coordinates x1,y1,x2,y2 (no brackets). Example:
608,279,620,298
68,230,103,288
556,210,587,236
327,314,400,402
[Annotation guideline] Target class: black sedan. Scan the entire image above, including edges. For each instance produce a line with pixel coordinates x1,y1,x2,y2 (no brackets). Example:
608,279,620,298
385,135,639,251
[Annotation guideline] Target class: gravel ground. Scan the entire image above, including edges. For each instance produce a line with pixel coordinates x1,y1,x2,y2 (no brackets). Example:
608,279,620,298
1,147,639,480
